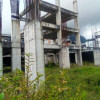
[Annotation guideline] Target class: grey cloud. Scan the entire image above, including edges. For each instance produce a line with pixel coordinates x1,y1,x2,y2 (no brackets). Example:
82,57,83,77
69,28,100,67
78,0,100,35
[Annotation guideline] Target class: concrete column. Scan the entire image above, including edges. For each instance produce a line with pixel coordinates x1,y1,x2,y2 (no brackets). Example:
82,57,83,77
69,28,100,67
44,54,48,65
56,0,70,68
24,20,45,82
56,0,62,67
95,38,99,48
56,0,62,45
73,0,83,66
53,54,56,64
59,47,70,68
76,50,83,66
75,52,78,64
56,54,59,64
11,20,21,71
93,49,100,66
0,43,3,77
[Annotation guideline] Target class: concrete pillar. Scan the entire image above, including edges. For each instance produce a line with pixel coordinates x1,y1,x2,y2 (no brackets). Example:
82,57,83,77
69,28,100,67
56,0,70,68
56,54,59,64
75,52,78,64
93,49,100,66
73,0,83,66
76,50,82,66
11,20,21,71
44,54,48,65
56,0,62,67
59,47,70,68
0,43,3,77
53,54,56,64
24,20,45,82
56,0,62,45
95,38,99,48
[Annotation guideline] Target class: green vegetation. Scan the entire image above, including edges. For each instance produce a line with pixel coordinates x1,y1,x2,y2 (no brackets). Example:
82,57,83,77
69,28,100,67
0,62,100,100
0,92,4,100
45,64,100,100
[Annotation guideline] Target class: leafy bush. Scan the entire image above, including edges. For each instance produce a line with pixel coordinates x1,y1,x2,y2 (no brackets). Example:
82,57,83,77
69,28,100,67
0,54,88,100
0,69,88,100
0,92,4,100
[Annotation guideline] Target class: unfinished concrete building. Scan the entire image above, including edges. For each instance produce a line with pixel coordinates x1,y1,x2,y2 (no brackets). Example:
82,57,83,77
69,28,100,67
19,0,83,81
0,0,83,81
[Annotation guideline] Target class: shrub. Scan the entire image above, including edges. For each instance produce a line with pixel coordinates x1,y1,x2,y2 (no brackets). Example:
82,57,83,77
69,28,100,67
0,70,88,100
0,54,88,100
0,92,4,100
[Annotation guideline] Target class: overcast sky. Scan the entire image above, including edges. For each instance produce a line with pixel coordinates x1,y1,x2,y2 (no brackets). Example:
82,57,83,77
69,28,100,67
2,0,100,39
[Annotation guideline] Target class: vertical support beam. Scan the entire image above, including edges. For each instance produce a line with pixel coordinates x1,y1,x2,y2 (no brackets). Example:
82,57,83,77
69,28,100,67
24,0,45,82
0,0,3,77
73,0,83,66
33,0,40,20
24,20,45,82
59,47,70,68
0,43,3,77
56,0,70,68
44,54,48,65
56,0,62,45
53,54,56,64
75,52,78,64
56,0,62,68
36,22,45,82
93,49,100,66
11,20,21,71
56,53,59,64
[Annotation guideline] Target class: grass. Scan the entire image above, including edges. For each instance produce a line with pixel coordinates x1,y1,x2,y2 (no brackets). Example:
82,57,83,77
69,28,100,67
1,63,100,100
45,64,100,100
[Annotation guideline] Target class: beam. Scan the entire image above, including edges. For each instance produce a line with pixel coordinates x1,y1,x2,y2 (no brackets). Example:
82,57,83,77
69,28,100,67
41,13,54,20
62,26,79,33
44,44,61,49
19,5,32,19
41,22,60,30
61,8,77,16
19,0,77,21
